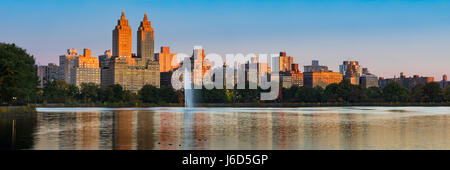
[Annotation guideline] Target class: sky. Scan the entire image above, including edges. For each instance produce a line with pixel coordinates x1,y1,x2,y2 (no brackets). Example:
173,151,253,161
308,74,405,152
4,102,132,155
1,0,450,80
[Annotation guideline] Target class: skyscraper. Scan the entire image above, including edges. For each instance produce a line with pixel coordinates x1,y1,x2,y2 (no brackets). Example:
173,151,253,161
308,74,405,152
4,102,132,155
340,61,363,85
59,49,78,83
137,12,155,61
102,12,160,92
113,11,132,57
279,52,293,72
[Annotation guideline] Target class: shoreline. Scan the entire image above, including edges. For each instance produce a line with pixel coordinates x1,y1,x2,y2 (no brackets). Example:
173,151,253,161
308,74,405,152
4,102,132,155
33,102,450,108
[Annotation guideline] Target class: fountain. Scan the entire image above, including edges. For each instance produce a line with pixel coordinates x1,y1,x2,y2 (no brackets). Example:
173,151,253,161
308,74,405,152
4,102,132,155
184,66,194,108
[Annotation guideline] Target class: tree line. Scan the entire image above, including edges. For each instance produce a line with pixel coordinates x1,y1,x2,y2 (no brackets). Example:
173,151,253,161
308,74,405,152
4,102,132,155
282,80,450,103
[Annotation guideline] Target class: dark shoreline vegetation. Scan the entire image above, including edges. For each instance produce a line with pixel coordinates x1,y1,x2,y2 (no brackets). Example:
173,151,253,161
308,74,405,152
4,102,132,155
1,43,450,110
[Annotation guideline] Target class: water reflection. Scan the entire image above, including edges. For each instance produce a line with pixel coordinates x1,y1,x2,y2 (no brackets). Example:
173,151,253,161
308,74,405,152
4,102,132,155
1,107,450,150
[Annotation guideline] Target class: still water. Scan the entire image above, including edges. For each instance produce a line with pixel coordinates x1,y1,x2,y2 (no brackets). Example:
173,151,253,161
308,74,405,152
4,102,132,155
1,107,450,150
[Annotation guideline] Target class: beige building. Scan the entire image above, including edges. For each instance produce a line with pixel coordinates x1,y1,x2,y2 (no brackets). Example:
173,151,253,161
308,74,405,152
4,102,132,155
279,52,293,72
303,72,343,88
70,49,101,86
59,49,78,84
101,12,160,92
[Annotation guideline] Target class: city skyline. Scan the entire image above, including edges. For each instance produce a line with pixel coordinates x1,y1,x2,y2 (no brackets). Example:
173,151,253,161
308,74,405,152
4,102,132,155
2,0,450,80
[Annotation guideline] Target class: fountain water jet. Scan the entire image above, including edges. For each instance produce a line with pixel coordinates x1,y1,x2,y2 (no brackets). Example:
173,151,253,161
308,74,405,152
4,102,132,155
184,66,194,108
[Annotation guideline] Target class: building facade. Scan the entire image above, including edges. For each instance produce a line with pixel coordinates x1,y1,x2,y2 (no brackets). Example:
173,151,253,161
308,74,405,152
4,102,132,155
378,73,434,89
303,60,342,88
303,72,343,88
102,12,160,92
70,49,101,86
279,52,293,72
340,61,363,85
441,74,448,89
59,49,78,84
360,74,378,88
156,46,179,87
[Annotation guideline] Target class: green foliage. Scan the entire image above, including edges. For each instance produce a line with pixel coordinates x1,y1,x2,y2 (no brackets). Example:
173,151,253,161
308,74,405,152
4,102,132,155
444,86,450,102
43,80,78,103
79,83,100,103
0,43,38,105
363,87,383,102
138,85,160,103
421,82,443,102
383,82,410,102
159,86,179,103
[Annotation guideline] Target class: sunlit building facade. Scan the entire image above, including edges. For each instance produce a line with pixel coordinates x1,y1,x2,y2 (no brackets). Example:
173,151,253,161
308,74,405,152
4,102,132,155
102,12,160,92
70,49,101,86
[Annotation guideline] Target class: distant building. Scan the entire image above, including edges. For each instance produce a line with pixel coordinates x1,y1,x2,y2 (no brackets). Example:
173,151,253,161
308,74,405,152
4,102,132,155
304,60,329,72
37,63,60,88
290,64,303,87
279,52,293,72
156,47,179,87
303,60,342,88
59,48,78,84
157,46,178,73
102,12,160,92
360,74,378,88
378,73,434,89
340,61,363,85
281,75,293,88
441,74,449,89
303,72,343,88
70,49,101,86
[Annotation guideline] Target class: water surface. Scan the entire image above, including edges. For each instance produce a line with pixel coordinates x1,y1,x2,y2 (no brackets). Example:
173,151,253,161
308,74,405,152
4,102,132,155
1,107,450,150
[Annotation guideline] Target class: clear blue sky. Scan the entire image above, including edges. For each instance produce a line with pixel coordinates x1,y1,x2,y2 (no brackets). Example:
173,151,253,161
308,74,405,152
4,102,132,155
1,0,450,80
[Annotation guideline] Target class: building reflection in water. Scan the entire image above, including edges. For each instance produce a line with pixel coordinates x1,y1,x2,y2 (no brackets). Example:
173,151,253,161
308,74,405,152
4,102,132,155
11,107,449,150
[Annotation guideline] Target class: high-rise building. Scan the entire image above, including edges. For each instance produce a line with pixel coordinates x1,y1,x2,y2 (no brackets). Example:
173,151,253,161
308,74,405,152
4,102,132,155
279,52,293,72
157,46,178,73
70,49,101,86
102,12,160,92
340,61,363,85
304,60,329,72
290,64,303,87
37,65,47,88
156,47,179,87
137,12,155,61
113,11,132,57
303,60,342,88
59,49,78,84
191,46,210,87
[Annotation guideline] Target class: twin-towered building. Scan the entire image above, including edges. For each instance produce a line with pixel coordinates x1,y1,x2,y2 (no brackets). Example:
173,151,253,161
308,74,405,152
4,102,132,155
54,12,161,92
101,12,160,92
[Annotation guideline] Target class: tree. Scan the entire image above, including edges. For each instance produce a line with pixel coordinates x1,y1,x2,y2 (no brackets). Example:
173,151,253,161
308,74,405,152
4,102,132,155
421,82,443,102
445,86,450,102
43,80,78,103
383,82,410,102
0,43,38,105
295,86,323,103
363,87,383,102
139,85,159,103
410,84,425,102
160,86,178,103
99,84,125,103
79,83,99,103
